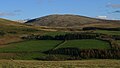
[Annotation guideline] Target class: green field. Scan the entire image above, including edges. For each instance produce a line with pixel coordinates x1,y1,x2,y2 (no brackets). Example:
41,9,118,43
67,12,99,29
0,40,62,52
0,39,111,60
57,39,110,49
95,30,120,35
0,39,110,52
0,60,119,68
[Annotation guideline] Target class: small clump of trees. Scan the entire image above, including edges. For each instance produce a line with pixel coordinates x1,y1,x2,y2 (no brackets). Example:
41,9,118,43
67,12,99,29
22,32,101,40
0,31,6,36
44,48,120,60
83,27,120,31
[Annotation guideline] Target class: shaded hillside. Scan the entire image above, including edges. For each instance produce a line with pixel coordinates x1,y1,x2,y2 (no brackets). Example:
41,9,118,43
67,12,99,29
0,18,42,45
0,18,20,26
25,14,120,27
0,18,40,32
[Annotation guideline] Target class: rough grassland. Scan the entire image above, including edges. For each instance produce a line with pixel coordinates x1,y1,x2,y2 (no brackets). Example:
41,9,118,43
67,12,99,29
0,40,62,52
43,31,68,36
58,40,110,49
0,60,119,68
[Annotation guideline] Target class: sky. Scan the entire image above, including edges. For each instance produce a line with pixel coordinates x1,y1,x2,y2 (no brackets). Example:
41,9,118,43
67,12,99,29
0,0,120,20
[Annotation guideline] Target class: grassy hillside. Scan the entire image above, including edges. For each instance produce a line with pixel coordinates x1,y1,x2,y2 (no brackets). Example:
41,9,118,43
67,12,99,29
0,18,44,45
0,18,20,26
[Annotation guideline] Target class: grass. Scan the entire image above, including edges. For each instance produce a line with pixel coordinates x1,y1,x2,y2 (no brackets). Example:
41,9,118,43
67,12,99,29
0,52,48,60
0,60,119,68
95,30,120,35
0,40,62,60
58,39,110,49
0,40,62,52
14,52,48,60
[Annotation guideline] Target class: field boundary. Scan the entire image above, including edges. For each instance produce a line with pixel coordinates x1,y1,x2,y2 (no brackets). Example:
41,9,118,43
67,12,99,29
53,40,66,50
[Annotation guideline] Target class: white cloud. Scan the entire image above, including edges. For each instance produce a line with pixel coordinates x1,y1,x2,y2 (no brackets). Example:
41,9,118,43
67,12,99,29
96,16,107,19
107,4,120,8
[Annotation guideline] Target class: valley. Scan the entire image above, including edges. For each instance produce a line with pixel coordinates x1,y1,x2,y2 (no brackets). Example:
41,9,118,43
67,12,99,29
0,15,120,67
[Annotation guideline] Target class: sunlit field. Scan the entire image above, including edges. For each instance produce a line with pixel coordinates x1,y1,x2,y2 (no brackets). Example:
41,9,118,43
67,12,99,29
0,60,119,68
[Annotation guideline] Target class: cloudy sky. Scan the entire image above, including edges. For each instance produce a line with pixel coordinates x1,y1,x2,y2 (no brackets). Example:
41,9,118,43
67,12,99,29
0,0,120,20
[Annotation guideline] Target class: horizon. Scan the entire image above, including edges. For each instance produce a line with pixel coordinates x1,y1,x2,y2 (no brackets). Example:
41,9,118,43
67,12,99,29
0,0,120,20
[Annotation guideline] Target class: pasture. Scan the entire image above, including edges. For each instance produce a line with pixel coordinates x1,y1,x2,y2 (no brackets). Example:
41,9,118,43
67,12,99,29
0,40,62,52
95,30,120,35
57,39,110,49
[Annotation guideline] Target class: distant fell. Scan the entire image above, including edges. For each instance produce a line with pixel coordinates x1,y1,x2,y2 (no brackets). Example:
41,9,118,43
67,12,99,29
25,14,120,27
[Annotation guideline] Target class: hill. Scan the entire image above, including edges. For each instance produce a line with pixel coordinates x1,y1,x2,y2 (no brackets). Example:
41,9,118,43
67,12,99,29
0,18,42,45
0,18,20,26
25,14,120,27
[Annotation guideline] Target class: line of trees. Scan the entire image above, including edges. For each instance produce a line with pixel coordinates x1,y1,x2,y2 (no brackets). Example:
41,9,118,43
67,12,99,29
112,35,120,40
0,31,5,36
22,33,101,40
22,32,120,40
44,48,120,60
83,27,120,31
